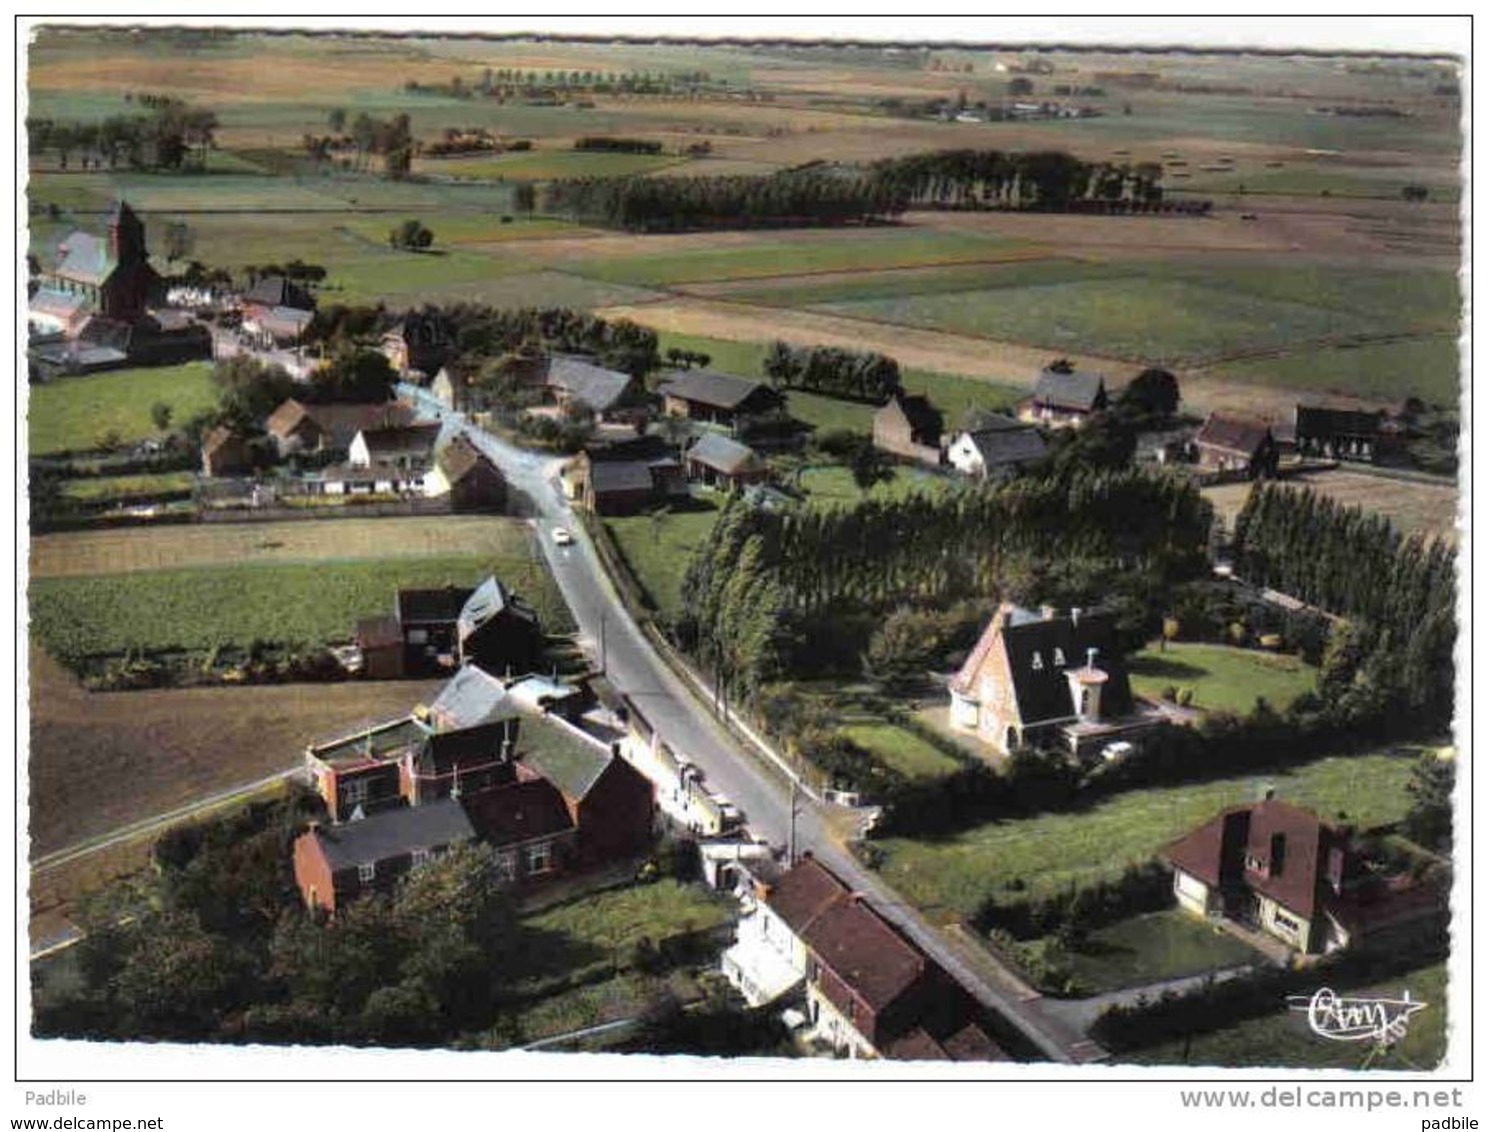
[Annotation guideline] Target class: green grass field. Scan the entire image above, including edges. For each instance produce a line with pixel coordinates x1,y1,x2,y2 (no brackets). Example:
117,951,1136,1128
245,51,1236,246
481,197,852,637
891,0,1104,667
799,464,952,510
29,551,570,666
27,362,218,455
568,229,1023,287
873,750,1417,919
1125,961,1448,1070
1064,910,1262,993
602,500,724,624
842,723,964,780
727,258,1127,307
525,879,734,956
1128,642,1318,715
1203,335,1462,407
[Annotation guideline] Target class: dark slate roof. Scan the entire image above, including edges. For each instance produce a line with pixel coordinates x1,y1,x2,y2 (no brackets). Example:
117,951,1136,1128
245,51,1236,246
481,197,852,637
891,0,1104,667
520,727,613,801
1032,367,1107,412
657,368,770,410
1295,405,1383,439
686,433,763,476
1196,413,1274,458
398,584,474,625
29,289,89,319
357,422,441,460
242,274,316,312
590,460,657,494
429,665,520,731
314,797,475,871
881,394,944,443
460,776,575,847
267,399,416,448
419,718,519,774
546,355,634,413
964,427,1048,468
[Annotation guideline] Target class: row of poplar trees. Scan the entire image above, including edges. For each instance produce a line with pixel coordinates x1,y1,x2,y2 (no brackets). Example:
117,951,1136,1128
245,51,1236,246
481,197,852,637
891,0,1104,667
1233,484,1457,720
681,468,1213,703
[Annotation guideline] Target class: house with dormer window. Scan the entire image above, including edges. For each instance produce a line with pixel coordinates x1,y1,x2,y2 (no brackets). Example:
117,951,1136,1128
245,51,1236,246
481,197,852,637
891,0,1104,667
948,602,1157,759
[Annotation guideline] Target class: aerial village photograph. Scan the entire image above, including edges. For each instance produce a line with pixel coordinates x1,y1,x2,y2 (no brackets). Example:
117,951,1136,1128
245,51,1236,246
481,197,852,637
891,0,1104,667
14,12,1470,1117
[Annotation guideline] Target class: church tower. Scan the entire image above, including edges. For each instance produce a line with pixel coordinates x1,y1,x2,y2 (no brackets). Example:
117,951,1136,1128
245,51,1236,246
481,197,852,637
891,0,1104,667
107,199,147,267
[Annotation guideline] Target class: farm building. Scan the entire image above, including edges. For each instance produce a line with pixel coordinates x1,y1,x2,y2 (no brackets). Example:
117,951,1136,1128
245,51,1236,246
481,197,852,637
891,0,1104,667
349,576,542,679
380,310,456,380
1294,404,1388,463
656,368,785,430
542,355,639,419
32,200,159,329
948,603,1154,760
1017,365,1109,428
312,421,445,498
946,419,1047,480
1165,792,1445,955
570,435,687,515
200,426,255,477
240,274,316,348
722,855,1005,1060
265,398,416,457
684,433,769,490
873,394,945,467
1194,413,1279,479
435,434,507,511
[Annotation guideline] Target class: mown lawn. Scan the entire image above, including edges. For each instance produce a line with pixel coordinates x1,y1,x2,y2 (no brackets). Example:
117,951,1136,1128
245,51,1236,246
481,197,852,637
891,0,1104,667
842,723,964,780
525,879,734,958
873,750,1418,919
1128,642,1318,715
800,464,952,510
29,551,571,666
1063,910,1262,993
1124,961,1449,1071
602,499,724,624
27,362,218,455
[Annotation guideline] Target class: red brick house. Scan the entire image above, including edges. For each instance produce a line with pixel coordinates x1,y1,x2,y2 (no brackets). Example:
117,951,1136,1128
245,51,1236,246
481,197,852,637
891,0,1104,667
438,434,507,511
265,399,416,458
1165,793,1446,955
201,426,255,477
573,436,687,516
522,735,655,866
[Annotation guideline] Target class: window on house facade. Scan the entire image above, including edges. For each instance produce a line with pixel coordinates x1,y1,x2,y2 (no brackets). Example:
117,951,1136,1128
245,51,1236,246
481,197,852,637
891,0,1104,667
411,847,432,869
358,861,376,884
343,777,370,806
526,842,553,874
496,851,517,881
1273,909,1301,935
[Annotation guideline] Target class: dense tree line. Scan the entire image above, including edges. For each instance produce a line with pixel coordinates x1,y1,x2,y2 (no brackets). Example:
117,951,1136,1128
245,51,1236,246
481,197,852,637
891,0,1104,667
574,136,664,154
32,791,530,1047
439,304,662,377
762,341,901,402
542,169,908,232
867,148,1212,214
27,99,218,172
1233,484,1456,719
680,469,1213,701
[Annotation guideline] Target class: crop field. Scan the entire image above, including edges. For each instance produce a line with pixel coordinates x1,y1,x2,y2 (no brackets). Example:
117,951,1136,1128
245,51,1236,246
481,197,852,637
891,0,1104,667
1128,643,1318,716
873,749,1418,919
29,515,541,577
26,644,443,856
1200,335,1462,407
1204,471,1459,547
57,471,195,504
418,150,688,181
29,550,572,668
27,362,217,455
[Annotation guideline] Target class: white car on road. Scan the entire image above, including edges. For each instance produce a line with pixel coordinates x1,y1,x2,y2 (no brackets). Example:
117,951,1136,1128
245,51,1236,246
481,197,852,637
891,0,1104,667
551,527,574,547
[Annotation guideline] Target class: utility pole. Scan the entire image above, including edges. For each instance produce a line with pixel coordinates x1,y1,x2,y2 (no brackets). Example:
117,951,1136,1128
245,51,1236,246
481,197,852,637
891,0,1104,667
788,777,799,866
599,609,607,675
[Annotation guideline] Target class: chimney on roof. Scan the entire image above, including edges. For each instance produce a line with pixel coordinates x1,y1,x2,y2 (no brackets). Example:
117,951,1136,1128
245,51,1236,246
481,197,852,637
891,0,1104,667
1260,785,1276,803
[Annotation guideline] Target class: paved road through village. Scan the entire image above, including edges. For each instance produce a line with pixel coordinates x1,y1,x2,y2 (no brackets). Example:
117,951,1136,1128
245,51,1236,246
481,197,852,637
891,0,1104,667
410,389,1094,1063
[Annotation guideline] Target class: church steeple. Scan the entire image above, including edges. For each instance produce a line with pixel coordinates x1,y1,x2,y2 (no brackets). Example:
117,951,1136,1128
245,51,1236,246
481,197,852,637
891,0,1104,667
108,199,147,266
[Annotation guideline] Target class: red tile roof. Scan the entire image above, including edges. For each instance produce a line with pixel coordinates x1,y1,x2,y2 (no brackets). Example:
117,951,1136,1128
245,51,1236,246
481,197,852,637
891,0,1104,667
459,777,574,848
1195,413,1274,459
804,896,927,1014
762,854,852,936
